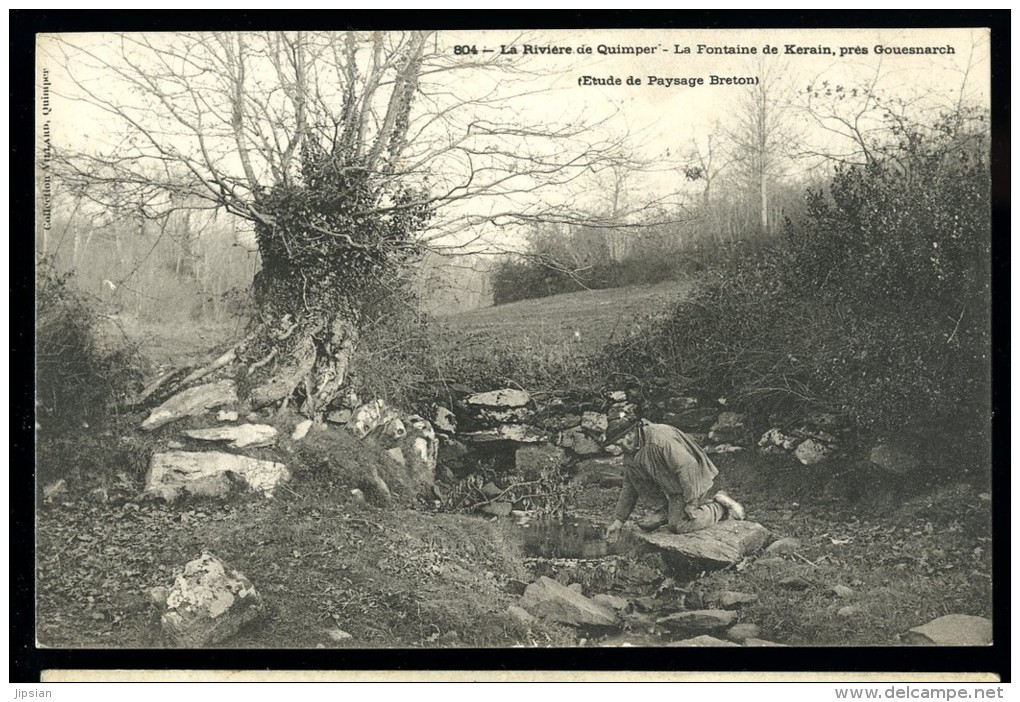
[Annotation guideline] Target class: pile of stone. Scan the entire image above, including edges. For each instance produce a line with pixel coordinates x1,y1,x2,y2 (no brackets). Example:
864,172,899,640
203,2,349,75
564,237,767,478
136,378,438,504
756,413,847,465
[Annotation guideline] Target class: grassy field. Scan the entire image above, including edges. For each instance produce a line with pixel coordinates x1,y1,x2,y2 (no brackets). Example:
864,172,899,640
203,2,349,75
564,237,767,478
439,280,692,353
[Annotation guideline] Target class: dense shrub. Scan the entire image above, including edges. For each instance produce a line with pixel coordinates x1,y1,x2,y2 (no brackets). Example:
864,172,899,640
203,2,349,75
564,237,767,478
35,260,146,431
601,109,991,464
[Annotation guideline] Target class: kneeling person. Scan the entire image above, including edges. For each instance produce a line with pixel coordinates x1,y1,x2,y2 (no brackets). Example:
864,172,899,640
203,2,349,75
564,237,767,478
604,417,745,541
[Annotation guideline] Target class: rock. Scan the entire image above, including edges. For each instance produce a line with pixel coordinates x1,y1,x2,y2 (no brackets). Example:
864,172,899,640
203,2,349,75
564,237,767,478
634,521,771,571
870,444,921,475
347,399,402,440
568,583,583,593
899,615,993,646
542,414,582,431
708,411,749,444
216,410,239,422
399,415,438,482
181,424,279,449
507,605,536,627
518,576,617,628
480,502,512,517
472,406,536,426
744,638,788,647
667,635,740,647
758,428,799,450
328,629,353,642
661,408,719,432
559,426,603,455
326,409,352,425
837,606,860,618
795,439,831,465
461,425,549,443
603,445,624,457
592,594,629,612
160,552,264,647
581,412,608,433
291,419,312,441
704,443,744,455
600,633,663,647
146,451,290,501
830,584,854,598
515,444,568,479
656,609,737,632
725,623,761,642
606,390,627,403
765,537,802,555
465,388,530,409
43,479,68,503
141,380,238,431
385,447,405,465
350,488,366,505
710,591,759,609
573,455,626,487
480,481,503,499
88,487,110,503
777,576,812,591
433,406,457,434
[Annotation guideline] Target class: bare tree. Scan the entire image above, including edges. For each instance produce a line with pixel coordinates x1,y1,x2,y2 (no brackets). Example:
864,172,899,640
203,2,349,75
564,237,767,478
725,59,797,235
45,30,645,415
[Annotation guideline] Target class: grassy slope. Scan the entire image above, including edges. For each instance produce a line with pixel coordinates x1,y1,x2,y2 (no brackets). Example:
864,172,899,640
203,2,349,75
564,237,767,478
439,280,692,354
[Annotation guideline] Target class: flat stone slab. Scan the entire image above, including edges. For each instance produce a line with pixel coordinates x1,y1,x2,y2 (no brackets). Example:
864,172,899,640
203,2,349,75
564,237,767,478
899,615,993,646
656,609,737,632
141,380,238,431
182,424,278,449
667,635,740,647
146,451,290,501
634,520,771,571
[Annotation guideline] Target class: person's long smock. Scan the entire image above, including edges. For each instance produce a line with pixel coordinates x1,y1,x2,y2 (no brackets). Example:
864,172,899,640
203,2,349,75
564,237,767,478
612,421,726,533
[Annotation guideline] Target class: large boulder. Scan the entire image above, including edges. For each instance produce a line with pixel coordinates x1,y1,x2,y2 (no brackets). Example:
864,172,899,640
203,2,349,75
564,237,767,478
634,521,771,573
146,451,290,501
141,380,238,431
518,576,618,628
160,552,265,647
581,412,608,433
181,424,278,449
899,615,993,646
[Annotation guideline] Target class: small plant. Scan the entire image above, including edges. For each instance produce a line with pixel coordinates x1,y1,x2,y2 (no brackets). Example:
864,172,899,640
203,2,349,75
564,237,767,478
35,259,145,432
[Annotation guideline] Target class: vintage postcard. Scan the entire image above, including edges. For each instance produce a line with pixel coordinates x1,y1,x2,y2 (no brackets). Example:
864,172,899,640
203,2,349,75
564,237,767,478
31,24,995,662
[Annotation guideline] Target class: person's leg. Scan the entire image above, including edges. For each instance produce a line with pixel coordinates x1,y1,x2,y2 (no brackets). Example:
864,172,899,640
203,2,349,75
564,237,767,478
667,495,725,534
637,493,669,531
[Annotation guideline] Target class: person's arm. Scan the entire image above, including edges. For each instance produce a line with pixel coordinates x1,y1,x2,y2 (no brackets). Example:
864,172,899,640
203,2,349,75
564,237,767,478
612,478,638,523
606,477,637,541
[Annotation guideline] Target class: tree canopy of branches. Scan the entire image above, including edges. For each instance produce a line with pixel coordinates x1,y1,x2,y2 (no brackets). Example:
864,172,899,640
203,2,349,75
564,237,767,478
47,30,642,414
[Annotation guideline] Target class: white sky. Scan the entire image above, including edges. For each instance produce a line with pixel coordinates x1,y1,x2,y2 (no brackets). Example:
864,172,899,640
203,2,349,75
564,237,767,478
37,27,991,253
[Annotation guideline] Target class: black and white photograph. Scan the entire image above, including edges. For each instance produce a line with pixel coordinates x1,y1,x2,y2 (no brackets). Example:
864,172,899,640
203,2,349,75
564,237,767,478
29,23,998,656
